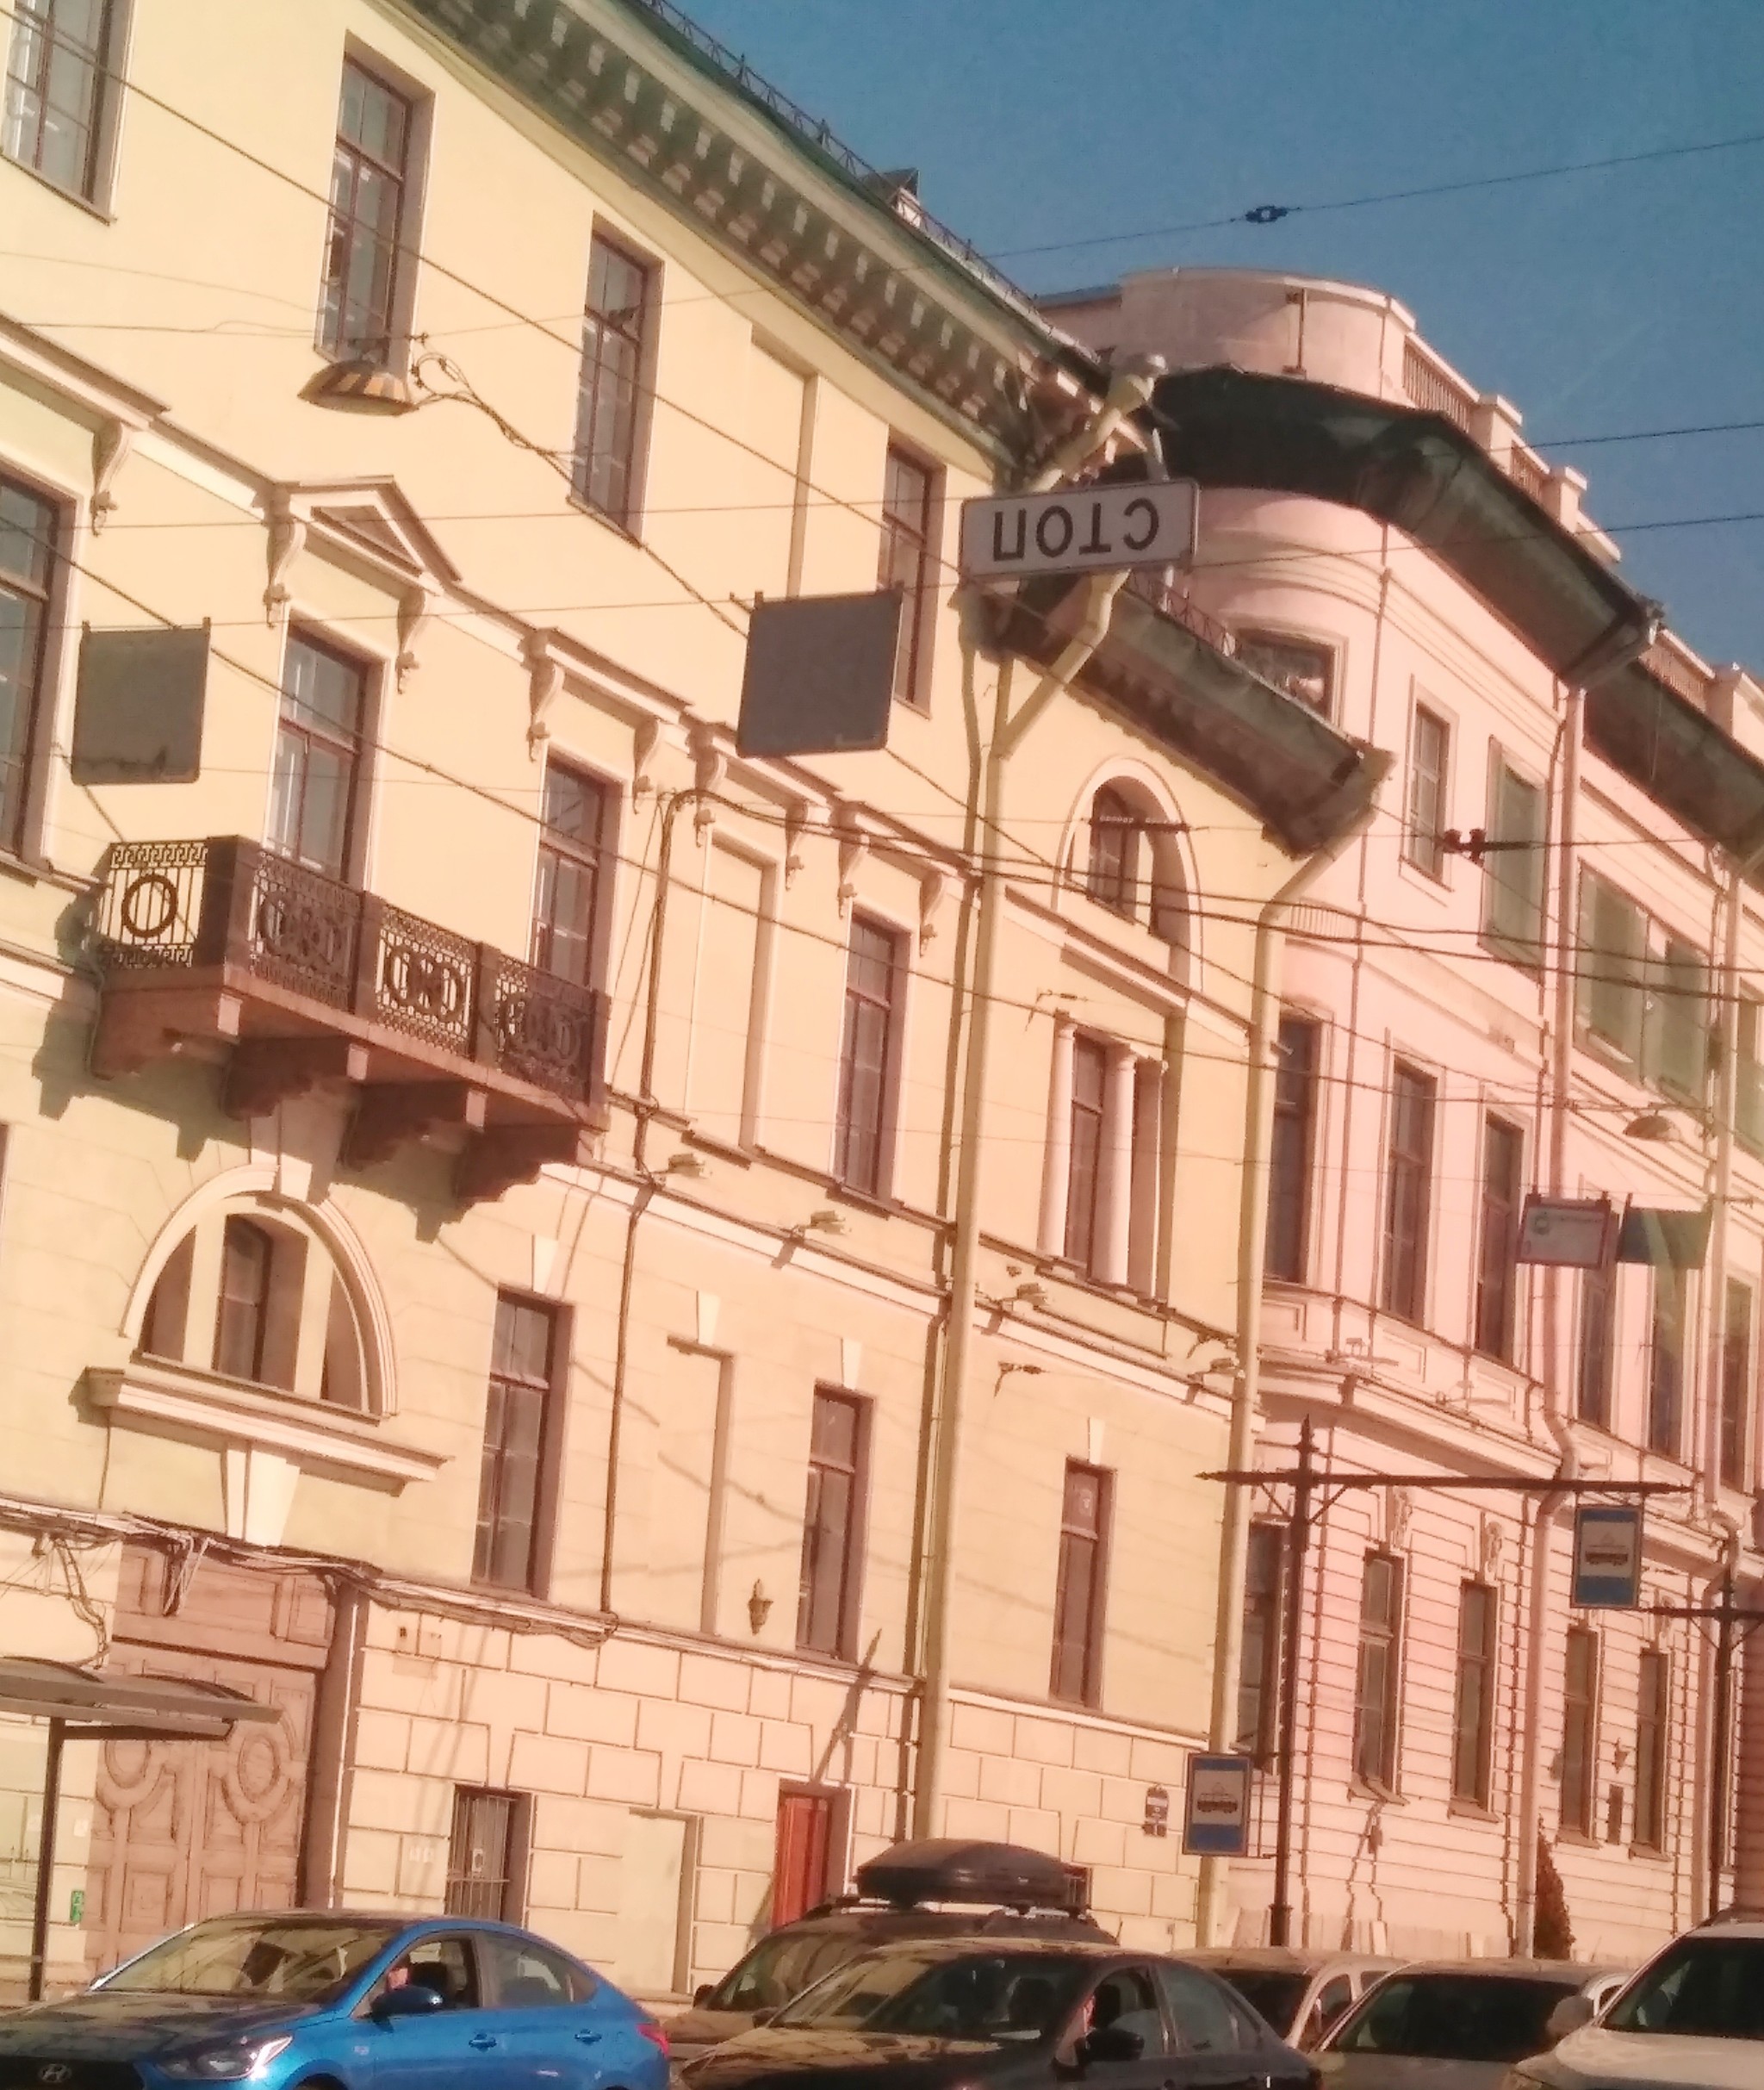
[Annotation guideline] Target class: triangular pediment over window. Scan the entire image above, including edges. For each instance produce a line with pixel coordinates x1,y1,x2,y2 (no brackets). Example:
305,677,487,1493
275,477,463,589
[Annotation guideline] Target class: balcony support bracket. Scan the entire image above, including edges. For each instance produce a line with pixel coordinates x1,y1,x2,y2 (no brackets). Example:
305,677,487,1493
345,1082,488,1171
222,1036,370,1121
93,988,243,1080
455,1123,593,1207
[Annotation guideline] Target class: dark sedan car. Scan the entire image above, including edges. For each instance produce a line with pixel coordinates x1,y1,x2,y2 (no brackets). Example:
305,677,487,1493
0,1909,669,2090
679,1938,1316,2090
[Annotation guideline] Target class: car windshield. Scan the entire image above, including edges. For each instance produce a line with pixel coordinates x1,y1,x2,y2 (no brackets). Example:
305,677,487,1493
1332,1974,1578,2063
99,1918,400,2001
1215,1970,1307,2031
705,1931,863,2013
1603,1938,1764,2041
773,1950,1088,2042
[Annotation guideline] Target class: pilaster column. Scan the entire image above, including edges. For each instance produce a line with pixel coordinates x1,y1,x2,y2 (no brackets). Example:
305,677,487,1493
1038,1015,1076,1259
1095,1042,1137,1287
1127,1059,1162,1295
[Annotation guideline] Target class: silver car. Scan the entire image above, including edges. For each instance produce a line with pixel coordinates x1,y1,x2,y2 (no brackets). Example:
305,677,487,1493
1315,1960,1629,2090
1182,1948,1403,2049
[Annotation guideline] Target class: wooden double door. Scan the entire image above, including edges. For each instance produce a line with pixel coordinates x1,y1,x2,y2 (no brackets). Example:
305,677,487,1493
84,1543,336,1977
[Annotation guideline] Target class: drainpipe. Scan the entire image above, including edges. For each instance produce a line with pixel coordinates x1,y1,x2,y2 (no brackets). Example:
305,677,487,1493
1193,757,1389,1947
912,362,1162,1838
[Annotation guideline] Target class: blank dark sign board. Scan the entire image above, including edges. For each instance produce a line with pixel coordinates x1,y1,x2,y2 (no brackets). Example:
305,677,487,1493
736,591,903,758
72,625,209,783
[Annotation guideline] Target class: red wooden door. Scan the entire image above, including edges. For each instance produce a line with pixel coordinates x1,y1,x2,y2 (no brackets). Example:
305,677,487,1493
773,1789,834,1928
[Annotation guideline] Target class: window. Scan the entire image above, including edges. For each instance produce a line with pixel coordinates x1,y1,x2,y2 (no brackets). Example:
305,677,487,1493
1576,873,1646,1062
1086,785,1138,916
1051,1461,1109,1706
0,475,55,856
1484,757,1546,966
1721,1277,1752,1491
1064,1035,1108,1274
319,58,414,361
1235,630,1333,717
445,1787,526,1921
1646,936,1708,1101
1450,1582,1496,1807
371,1933,478,2010
1648,1267,1686,1459
1577,1256,1616,1428
269,632,366,882
574,233,652,529
3,0,115,200
1352,1552,1403,1791
1561,1626,1598,1837
1737,995,1764,1153
773,1788,836,1929
214,1217,274,1384
879,445,935,706
1236,1521,1284,1763
1634,1650,1670,1851
480,1932,584,2007
1152,1962,1248,2056
1405,704,1450,879
473,1294,557,1592
1381,1062,1436,1322
833,915,902,1197
531,760,608,986
1474,1117,1524,1361
1265,1014,1320,1284
797,1390,864,1658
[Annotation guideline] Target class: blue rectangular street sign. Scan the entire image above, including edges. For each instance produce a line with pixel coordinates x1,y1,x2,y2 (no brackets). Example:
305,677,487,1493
1183,1752,1253,1856
1572,1502,1643,1608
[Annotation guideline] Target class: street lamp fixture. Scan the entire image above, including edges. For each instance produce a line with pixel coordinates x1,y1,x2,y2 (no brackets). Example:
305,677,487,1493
302,356,420,414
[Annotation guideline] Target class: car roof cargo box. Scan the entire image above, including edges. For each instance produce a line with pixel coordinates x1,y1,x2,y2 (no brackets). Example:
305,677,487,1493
853,1839,1085,1913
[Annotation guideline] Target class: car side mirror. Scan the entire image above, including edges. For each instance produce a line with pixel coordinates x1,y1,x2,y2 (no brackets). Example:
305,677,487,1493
373,1984,446,2019
750,2008,779,2028
693,1986,713,2007
1544,1995,1595,2044
1078,2025,1144,2065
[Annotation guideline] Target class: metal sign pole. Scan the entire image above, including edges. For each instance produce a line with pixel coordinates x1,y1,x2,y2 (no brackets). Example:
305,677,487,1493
1269,1417,1315,1947
1649,1574,1764,1919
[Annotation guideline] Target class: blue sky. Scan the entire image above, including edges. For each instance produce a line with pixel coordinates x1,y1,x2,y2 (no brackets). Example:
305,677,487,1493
680,0,1764,671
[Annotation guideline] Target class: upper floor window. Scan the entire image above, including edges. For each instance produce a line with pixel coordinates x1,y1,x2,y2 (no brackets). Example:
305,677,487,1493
1051,1460,1110,1707
1381,1061,1436,1323
3,0,117,202
1352,1552,1403,1793
1561,1627,1599,1837
1474,1116,1524,1362
320,58,415,363
1483,756,1545,967
474,1292,560,1593
1079,781,1185,947
1720,1277,1753,1491
138,1200,368,1409
1404,703,1450,880
833,914,903,1197
1058,1032,1160,1290
1634,1650,1670,1852
1577,1253,1616,1430
1065,1036,1108,1275
531,761,608,988
1450,1581,1496,1808
797,1389,866,1658
1576,873,1709,1100
1265,1013,1320,1284
879,446,935,708
1236,1521,1284,1763
269,631,367,882
1648,1266,1686,1460
0,475,55,856
574,233,652,531
1737,994,1764,1154
1235,630,1334,718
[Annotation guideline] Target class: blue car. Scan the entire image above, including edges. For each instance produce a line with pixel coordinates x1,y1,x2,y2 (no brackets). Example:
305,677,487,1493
0,1910,671,2090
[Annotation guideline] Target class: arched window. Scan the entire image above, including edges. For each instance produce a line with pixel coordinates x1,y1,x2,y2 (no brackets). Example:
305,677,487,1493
137,1197,369,1409
1082,781,1187,951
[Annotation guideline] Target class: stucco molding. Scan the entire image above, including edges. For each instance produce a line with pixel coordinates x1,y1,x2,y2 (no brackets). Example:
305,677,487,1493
84,1359,447,1487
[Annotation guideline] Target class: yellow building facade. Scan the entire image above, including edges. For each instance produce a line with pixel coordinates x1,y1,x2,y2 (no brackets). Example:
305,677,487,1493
0,0,1376,1997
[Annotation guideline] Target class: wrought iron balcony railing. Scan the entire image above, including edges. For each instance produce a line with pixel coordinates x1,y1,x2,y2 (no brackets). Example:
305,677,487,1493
93,839,603,1195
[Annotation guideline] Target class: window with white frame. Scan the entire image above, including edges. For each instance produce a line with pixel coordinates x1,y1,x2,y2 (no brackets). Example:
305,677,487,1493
1483,754,1546,967
1044,1027,1161,1289
1404,702,1450,879
1575,872,1709,1100
3,0,121,202
1079,780,1186,948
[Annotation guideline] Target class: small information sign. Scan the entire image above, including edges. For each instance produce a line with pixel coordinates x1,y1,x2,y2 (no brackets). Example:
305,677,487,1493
1572,1502,1643,1608
1182,1752,1252,1857
1516,1195,1613,1269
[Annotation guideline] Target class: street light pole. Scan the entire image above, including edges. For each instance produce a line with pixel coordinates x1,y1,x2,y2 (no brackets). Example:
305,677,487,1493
1268,1416,1315,1947
1650,1573,1764,1919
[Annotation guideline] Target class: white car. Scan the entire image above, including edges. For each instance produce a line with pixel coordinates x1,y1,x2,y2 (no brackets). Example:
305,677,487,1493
1507,1913,1764,2090
1315,1959,1628,2090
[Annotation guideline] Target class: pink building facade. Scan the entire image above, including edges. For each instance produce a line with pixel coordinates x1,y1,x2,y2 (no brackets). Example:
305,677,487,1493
1049,271,1764,1962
